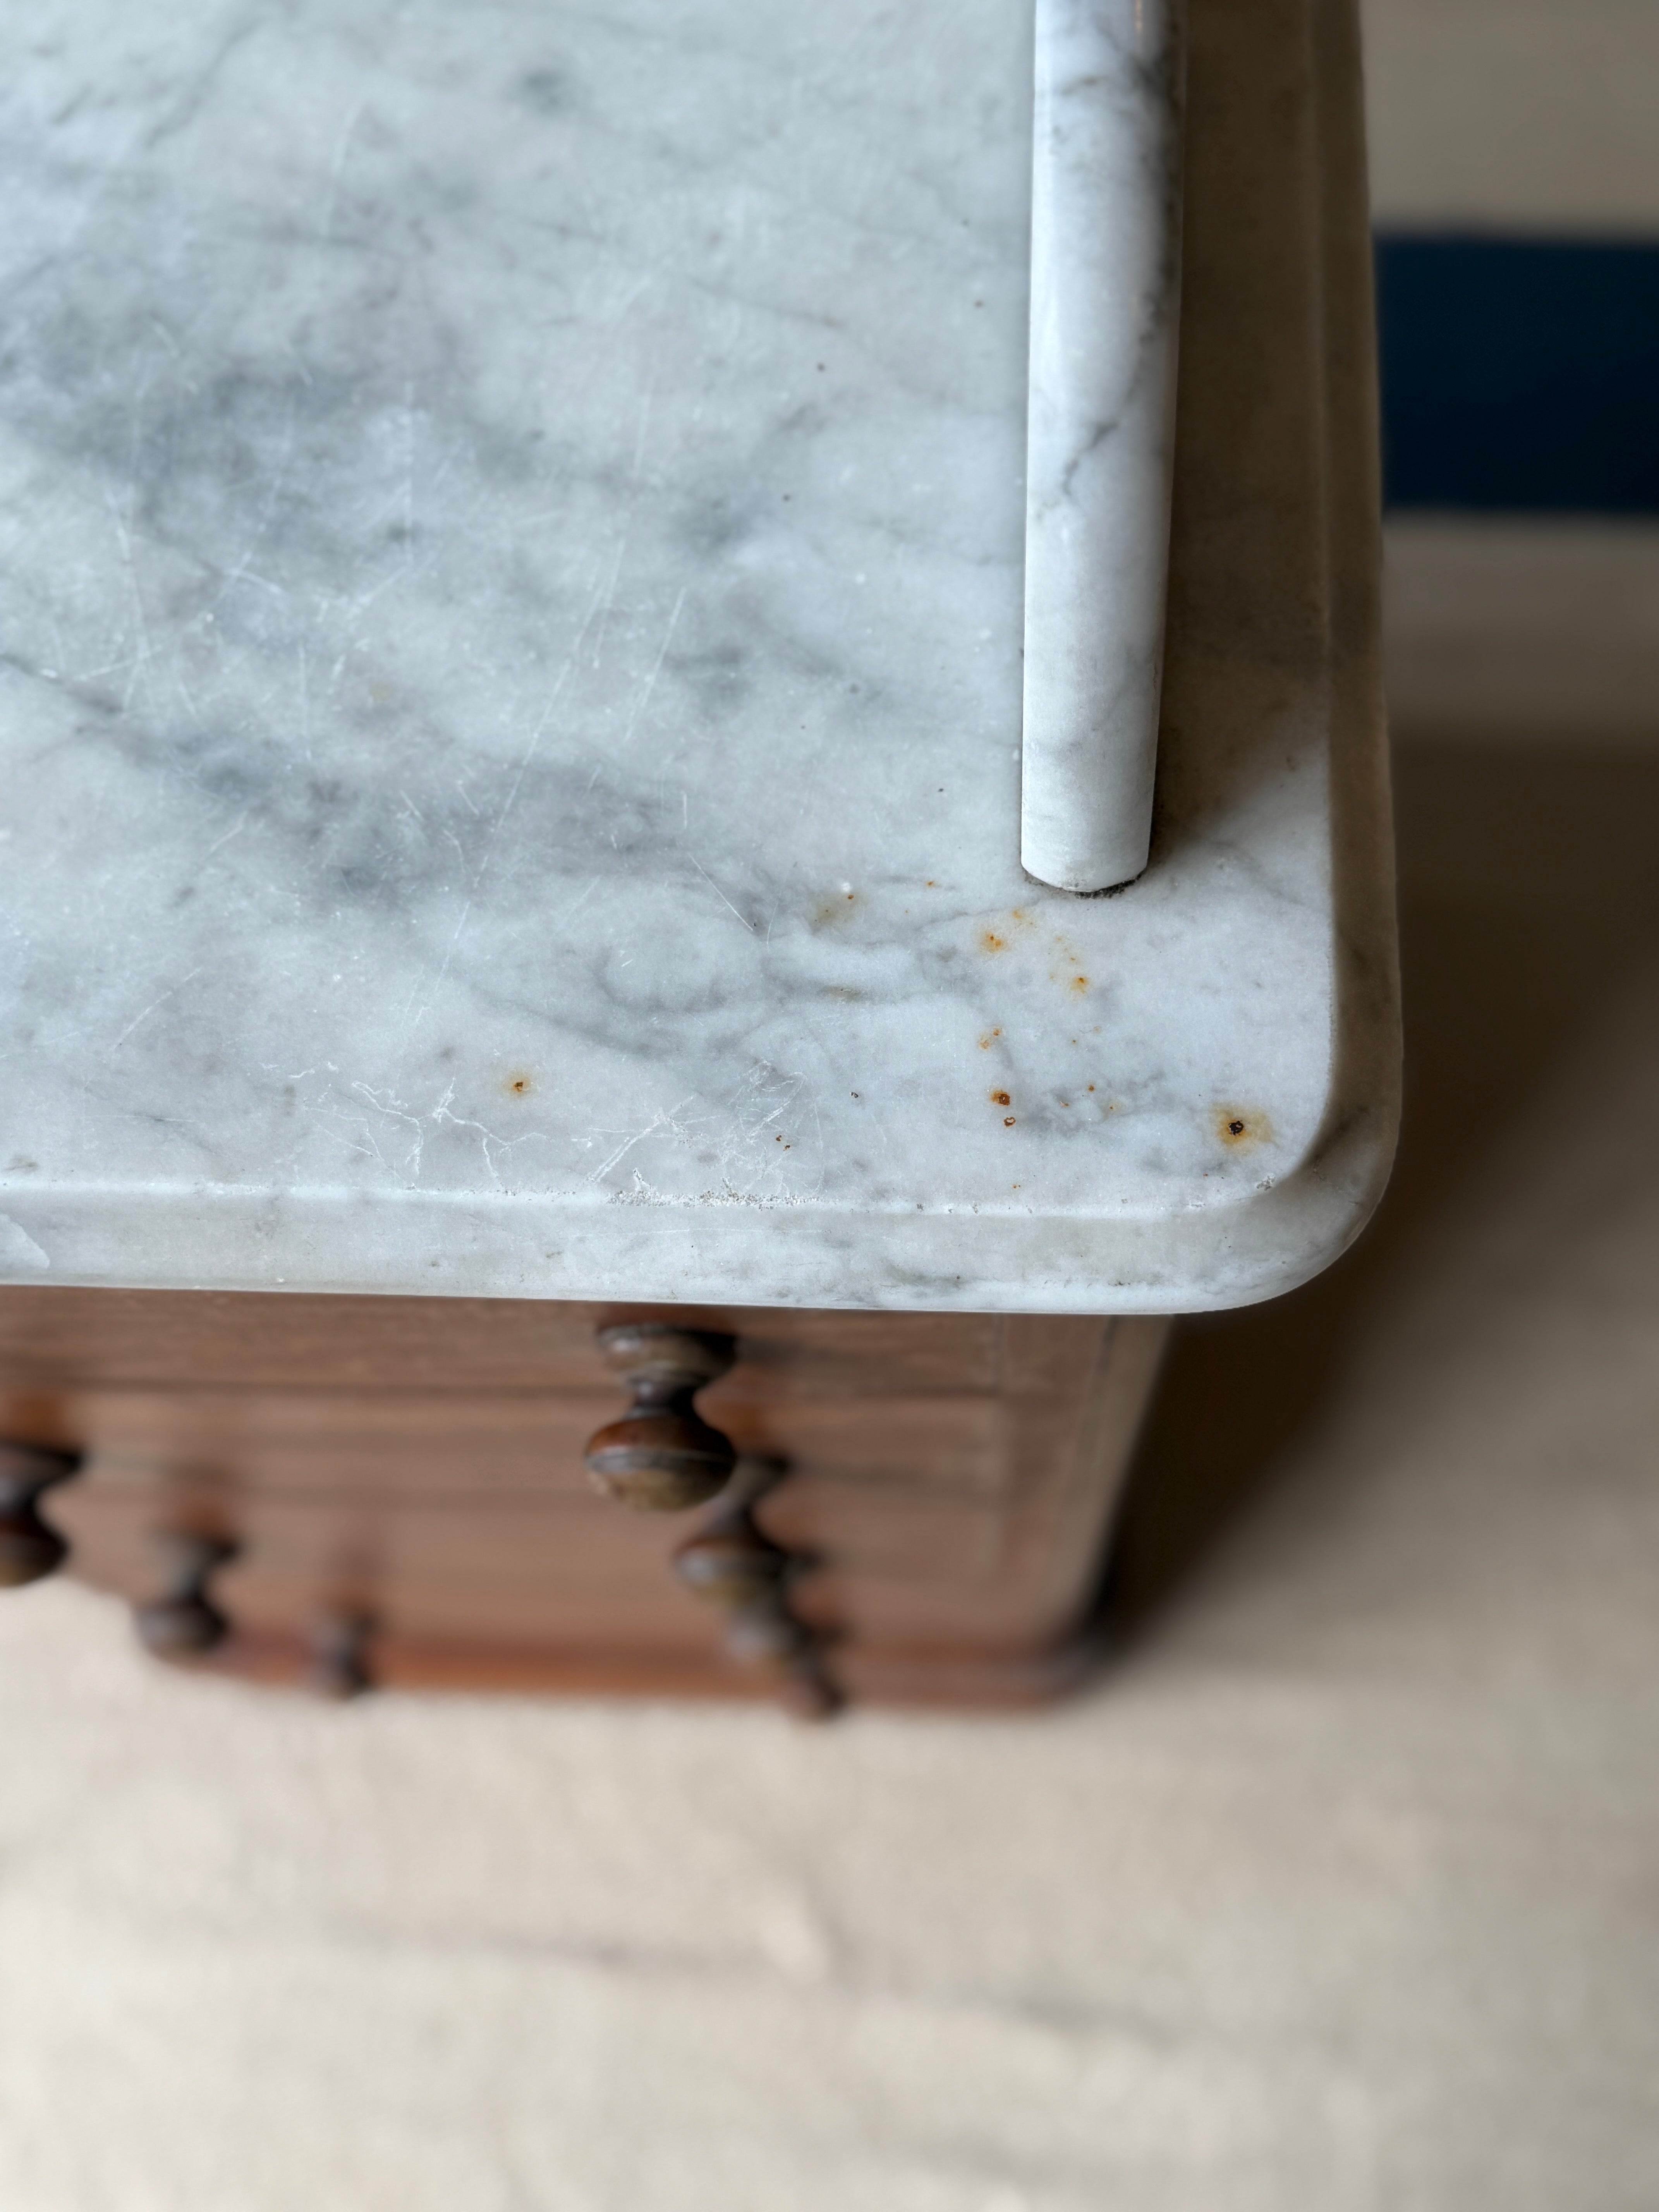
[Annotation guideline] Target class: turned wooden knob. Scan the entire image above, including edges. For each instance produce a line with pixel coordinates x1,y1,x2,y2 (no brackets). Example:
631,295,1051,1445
721,1597,815,1667
584,1324,738,1511
304,1609,375,1701
672,1456,841,1719
673,1520,790,1608
134,1531,237,1658
0,1442,82,1588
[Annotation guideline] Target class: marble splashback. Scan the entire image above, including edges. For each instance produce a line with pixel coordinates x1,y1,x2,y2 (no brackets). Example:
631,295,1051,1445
1022,0,1184,893
0,0,1396,1311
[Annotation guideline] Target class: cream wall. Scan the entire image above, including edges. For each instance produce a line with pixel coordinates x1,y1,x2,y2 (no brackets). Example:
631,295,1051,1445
1364,0,1659,230
1364,0,1659,743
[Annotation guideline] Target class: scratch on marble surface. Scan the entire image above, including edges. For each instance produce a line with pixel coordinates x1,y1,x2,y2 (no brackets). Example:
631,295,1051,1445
0,1215,50,1272
321,98,365,242
203,811,249,860
399,617,593,1031
585,531,632,674
620,585,687,750
611,1175,812,1209
338,1077,555,1187
110,969,204,1052
429,1082,554,1187
345,1081,426,1175
587,1096,699,1186
103,490,155,711
556,876,600,926
143,14,261,152
688,855,756,934
630,380,656,482
297,639,312,761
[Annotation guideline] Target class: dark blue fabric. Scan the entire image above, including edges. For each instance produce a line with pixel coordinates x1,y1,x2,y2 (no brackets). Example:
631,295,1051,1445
1374,234,1659,514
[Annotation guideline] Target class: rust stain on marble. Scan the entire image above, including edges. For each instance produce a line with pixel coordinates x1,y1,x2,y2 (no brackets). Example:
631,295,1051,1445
1214,1106,1273,1150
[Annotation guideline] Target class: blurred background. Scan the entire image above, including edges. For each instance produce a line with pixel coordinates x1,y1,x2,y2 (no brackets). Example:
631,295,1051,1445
2,3,1656,2206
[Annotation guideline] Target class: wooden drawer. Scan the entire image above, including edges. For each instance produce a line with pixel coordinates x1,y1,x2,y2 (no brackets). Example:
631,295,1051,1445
0,1299,1169,1708
0,1386,1015,1505
0,1289,1009,1398
53,1480,1022,1644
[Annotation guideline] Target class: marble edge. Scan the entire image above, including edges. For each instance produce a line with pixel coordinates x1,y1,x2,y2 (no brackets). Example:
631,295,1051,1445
0,1070,1395,1311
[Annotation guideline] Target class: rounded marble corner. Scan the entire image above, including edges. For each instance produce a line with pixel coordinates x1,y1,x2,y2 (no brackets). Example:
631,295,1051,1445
877,1084,1401,1318
1133,920,1402,1309
1140,1087,1401,1316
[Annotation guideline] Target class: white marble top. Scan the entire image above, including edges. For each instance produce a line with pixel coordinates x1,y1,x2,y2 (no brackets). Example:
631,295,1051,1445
0,0,1397,1313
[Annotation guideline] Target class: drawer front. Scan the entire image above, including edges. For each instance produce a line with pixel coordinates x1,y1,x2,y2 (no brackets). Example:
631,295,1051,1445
0,1387,1015,1506
0,1306,1165,1701
53,1479,1020,1645
0,1289,1008,1396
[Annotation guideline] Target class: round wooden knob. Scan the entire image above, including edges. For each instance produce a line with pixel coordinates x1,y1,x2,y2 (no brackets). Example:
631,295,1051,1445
586,1409,737,1512
584,1325,738,1511
673,1521,789,1607
595,1324,735,1393
134,1532,236,1659
721,1596,840,1719
0,1443,81,1589
304,1610,375,1701
0,1506,67,1588
670,1456,842,1718
721,1597,812,1667
777,1664,841,1723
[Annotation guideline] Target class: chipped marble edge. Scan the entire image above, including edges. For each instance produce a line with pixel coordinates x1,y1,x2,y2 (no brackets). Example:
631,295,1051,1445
1021,0,1185,893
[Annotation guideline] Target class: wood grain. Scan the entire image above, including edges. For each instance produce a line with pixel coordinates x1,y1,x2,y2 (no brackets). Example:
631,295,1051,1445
0,1290,1005,1396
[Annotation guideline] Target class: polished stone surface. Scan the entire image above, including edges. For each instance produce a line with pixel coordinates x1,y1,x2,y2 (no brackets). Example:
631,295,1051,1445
0,0,1395,1310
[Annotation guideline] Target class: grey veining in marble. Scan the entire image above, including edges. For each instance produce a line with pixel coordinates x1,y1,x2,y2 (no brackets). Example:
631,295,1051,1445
0,0,1396,1312
1022,0,1184,894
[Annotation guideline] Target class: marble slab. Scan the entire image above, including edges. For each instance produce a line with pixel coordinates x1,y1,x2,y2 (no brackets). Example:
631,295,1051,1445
0,0,1398,1313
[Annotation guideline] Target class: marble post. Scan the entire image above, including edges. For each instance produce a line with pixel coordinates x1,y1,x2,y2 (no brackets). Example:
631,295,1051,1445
1021,0,1186,893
